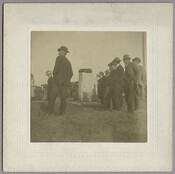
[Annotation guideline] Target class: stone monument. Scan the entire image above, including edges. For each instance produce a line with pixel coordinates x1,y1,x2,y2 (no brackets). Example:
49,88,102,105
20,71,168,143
78,69,98,102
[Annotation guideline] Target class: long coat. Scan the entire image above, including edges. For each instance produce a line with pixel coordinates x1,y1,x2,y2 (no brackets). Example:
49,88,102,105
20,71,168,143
47,56,73,114
53,55,73,86
110,65,125,109
124,62,140,113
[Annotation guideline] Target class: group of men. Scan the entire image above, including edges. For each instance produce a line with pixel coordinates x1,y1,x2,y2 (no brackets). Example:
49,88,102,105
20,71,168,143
98,54,146,114
43,45,145,116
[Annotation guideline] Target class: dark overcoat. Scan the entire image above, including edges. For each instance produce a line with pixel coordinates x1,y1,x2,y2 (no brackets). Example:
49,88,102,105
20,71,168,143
110,65,125,109
53,55,73,86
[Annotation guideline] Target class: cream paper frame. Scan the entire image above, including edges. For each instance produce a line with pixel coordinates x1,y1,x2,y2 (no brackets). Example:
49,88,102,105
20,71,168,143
3,3,173,172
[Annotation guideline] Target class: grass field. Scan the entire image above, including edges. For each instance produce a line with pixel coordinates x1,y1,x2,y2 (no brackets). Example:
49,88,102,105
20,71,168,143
31,99,147,142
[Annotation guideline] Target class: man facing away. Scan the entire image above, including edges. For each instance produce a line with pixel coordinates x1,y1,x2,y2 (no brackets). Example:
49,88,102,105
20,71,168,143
47,46,73,116
103,61,116,110
132,57,146,100
123,54,140,114
109,57,125,111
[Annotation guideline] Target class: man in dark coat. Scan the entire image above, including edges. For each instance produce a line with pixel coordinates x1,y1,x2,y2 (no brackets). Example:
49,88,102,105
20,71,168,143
45,70,54,101
98,72,106,104
123,54,140,114
48,46,73,116
103,62,115,110
110,57,125,110
103,66,111,110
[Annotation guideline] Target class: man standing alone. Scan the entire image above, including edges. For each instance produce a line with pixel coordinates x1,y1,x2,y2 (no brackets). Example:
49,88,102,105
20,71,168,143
123,54,139,114
48,46,73,116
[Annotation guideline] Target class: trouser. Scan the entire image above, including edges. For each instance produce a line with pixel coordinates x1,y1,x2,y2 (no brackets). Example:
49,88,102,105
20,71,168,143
103,87,112,109
139,83,146,100
48,82,68,114
124,82,140,113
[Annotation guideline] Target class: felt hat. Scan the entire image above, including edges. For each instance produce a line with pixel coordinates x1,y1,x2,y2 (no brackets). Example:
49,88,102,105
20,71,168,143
57,46,69,53
132,57,141,63
123,54,131,60
99,71,104,76
108,58,120,66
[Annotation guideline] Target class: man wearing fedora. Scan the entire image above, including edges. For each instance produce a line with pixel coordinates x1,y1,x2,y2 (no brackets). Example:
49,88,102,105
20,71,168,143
47,46,73,116
132,57,146,100
123,54,140,114
110,57,125,110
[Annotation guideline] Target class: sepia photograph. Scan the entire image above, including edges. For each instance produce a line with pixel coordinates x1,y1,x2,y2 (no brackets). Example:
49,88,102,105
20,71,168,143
3,3,173,172
31,31,147,142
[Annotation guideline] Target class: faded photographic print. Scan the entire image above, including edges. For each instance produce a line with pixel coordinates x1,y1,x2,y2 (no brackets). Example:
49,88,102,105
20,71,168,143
31,31,147,142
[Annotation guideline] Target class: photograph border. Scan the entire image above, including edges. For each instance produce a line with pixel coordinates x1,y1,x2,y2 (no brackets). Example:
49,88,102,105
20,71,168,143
1,1,174,173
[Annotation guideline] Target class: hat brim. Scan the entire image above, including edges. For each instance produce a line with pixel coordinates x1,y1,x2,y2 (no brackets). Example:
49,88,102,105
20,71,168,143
132,59,141,62
57,48,69,53
123,57,131,60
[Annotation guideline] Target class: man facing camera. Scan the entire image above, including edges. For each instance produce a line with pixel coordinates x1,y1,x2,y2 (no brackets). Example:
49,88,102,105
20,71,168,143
123,54,140,114
48,46,73,116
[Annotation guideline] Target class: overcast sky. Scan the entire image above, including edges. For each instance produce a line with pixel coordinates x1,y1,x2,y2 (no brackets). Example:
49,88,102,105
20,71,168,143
31,31,145,86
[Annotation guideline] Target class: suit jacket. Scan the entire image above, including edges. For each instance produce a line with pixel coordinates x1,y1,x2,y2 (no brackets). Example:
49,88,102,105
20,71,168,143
53,55,73,86
137,65,146,86
125,62,139,83
110,65,124,89
103,74,110,88
98,76,106,90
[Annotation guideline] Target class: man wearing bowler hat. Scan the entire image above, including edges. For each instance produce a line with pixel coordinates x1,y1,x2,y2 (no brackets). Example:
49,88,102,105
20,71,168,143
47,46,73,116
123,54,140,114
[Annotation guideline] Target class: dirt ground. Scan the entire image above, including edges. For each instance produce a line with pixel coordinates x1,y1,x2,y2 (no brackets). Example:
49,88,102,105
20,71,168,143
31,99,147,142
